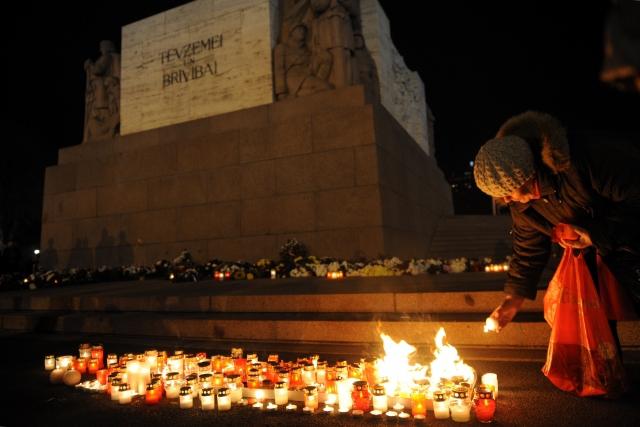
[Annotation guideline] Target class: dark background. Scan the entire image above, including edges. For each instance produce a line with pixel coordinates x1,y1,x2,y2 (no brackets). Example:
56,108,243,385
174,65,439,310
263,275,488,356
3,0,639,258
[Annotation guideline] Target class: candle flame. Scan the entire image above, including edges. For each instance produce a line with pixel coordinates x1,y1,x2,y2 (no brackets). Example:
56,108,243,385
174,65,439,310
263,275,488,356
375,333,426,396
484,317,499,333
429,328,474,386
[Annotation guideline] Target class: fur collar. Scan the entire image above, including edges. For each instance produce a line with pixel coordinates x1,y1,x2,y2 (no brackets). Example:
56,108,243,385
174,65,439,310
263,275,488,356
496,111,571,174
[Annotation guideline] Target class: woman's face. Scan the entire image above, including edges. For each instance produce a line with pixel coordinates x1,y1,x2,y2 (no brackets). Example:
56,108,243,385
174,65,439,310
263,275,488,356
503,176,540,204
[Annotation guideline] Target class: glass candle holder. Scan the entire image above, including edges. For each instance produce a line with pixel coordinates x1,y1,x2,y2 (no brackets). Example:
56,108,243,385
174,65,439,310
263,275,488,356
348,363,363,380
145,350,158,373
225,374,243,403
198,373,213,391
179,386,193,409
449,386,471,422
91,345,104,369
212,372,225,388
75,358,87,374
56,355,74,370
411,388,428,417
303,386,319,409
107,353,118,367
316,361,327,385
302,364,316,386
481,373,498,399
168,355,184,378
433,389,450,419
247,369,261,389
351,381,371,411
185,373,199,398
110,378,122,401
44,355,55,371
372,384,388,412
200,387,215,410
289,367,303,388
96,369,109,385
274,381,289,406
78,343,91,359
165,372,181,399
88,358,99,374
197,359,212,375
145,383,161,405
336,377,352,412
118,384,132,405
474,386,496,423
217,387,232,411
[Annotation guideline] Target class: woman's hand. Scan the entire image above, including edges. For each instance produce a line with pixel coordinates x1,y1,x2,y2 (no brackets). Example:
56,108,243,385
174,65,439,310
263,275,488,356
558,224,592,249
485,294,525,333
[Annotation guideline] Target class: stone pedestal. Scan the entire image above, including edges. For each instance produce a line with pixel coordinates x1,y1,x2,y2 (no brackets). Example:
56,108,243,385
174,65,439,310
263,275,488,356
40,85,452,268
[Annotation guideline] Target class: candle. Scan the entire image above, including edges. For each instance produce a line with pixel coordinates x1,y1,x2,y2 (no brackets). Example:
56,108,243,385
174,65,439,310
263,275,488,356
49,368,65,384
303,386,319,409
474,386,496,423
316,361,327,385
302,406,314,415
212,372,225,388
398,412,410,421
96,369,109,385
56,355,73,370
336,377,352,412
393,402,405,412
198,373,213,391
411,389,427,417
385,410,398,418
217,387,232,411
270,269,276,279
481,373,499,398
118,384,132,405
266,402,278,411
168,355,184,377
145,384,162,405
185,373,199,398
302,364,316,385
226,374,243,403
325,393,337,405
414,414,426,422
75,358,87,374
200,387,215,410
145,350,158,373
450,386,471,422
274,381,289,405
107,353,118,367
372,384,388,412
78,343,91,360
285,403,297,412
91,345,104,369
110,378,121,401
179,386,193,409
88,358,99,375
432,390,450,419
44,355,55,371
247,370,261,389
484,317,499,333
252,402,264,410
351,381,370,411
165,372,181,399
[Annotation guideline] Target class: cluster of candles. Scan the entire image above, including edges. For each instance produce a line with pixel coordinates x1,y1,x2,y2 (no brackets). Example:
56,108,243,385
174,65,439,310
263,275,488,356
326,271,344,280
45,344,499,422
484,263,509,273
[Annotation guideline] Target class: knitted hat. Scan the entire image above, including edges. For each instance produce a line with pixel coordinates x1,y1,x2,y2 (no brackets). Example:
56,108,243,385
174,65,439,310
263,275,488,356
473,135,535,198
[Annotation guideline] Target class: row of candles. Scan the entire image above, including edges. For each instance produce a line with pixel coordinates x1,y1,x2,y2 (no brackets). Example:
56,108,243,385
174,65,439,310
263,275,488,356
213,269,345,281
45,344,499,422
484,263,509,273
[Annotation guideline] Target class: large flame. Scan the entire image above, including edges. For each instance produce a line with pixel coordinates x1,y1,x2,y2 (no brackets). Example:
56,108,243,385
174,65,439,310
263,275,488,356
429,328,475,386
375,333,426,396
375,328,475,396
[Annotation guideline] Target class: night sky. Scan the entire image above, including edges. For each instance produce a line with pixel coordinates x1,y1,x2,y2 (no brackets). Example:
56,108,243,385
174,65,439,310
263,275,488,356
4,0,639,246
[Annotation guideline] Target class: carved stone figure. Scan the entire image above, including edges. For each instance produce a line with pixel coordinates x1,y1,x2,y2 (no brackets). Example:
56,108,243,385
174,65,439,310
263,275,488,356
83,40,121,142
274,23,333,100
352,32,379,100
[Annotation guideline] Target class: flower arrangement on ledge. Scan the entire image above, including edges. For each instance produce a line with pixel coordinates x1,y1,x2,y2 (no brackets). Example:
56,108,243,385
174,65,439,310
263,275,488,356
5,239,510,290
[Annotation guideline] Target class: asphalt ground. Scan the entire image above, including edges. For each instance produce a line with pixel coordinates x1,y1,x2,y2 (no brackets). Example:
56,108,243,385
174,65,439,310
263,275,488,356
1,332,639,427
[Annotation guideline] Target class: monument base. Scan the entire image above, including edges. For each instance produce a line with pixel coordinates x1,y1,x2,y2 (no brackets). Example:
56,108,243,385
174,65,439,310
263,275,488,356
41,85,452,268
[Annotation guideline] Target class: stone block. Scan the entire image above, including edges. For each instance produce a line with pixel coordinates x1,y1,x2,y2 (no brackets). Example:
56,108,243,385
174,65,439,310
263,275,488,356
76,158,116,190
198,131,241,169
97,181,147,216
45,190,97,222
208,235,278,262
43,164,77,195
240,198,273,236
316,186,382,229
207,104,271,134
355,145,379,186
57,140,117,165
41,222,74,251
147,172,207,210
239,127,272,163
124,209,177,245
114,144,177,182
271,193,316,234
312,106,375,152
275,154,314,194
312,148,355,190
241,161,275,199
207,166,242,202
312,228,360,259
377,146,407,194
177,202,241,241
270,116,313,158
358,227,385,258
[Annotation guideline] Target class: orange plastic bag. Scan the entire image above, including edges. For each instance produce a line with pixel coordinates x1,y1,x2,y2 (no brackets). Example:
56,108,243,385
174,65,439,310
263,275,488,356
542,248,626,396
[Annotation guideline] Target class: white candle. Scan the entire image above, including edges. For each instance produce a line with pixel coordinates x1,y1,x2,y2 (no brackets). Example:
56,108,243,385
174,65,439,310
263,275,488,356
118,386,132,404
398,412,410,420
228,383,243,403
484,317,499,333
285,403,297,411
302,366,316,385
126,360,140,394
138,366,150,396
323,405,334,414
180,387,193,409
252,402,264,410
217,388,231,411
44,355,55,371
336,378,352,411
372,394,388,412
303,406,314,414
266,402,278,411
433,400,450,419
270,269,276,279
274,383,289,405
385,410,398,418
200,388,215,410
393,402,404,412
481,373,499,398
450,403,471,422
56,355,73,370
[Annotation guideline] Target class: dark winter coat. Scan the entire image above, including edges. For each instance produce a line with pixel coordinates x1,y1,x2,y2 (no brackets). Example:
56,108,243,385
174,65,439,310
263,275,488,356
497,112,640,307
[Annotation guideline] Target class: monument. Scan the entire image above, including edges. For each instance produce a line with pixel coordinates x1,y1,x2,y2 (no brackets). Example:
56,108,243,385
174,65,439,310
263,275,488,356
40,0,452,268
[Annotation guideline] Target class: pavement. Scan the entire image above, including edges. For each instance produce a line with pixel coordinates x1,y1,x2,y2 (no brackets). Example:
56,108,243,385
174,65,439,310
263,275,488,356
1,331,639,427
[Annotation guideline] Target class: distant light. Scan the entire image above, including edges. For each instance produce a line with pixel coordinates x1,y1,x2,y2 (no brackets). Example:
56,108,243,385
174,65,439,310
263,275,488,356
34,249,40,255
469,160,474,167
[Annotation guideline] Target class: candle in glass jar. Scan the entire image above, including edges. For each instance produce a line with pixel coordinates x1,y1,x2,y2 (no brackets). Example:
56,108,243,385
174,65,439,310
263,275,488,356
450,386,471,422
225,374,243,403
78,343,91,360
351,381,370,411
168,355,184,377
200,387,215,410
411,388,427,417
56,355,73,370
165,372,181,399
145,350,158,373
481,373,499,398
217,387,232,411
302,364,316,386
88,358,99,374
274,381,289,405
96,369,108,385
247,370,261,388
474,386,496,423
185,373,199,398
118,384,132,405
316,361,327,385
145,384,161,405
75,358,87,374
44,355,55,371
110,378,121,401
432,390,450,419
91,345,104,369
198,373,213,391
336,377,352,412
179,386,193,409
372,384,387,412
107,353,118,367
304,386,319,409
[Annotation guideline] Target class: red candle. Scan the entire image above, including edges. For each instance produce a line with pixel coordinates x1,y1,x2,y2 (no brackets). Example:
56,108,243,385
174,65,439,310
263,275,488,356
474,386,496,423
351,381,371,411
411,390,428,417
75,358,87,374
91,345,104,369
88,358,99,374
145,384,161,405
96,369,109,385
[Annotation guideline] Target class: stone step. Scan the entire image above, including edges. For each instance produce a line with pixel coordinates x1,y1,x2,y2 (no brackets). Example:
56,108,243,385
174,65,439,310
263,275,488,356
2,310,639,349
